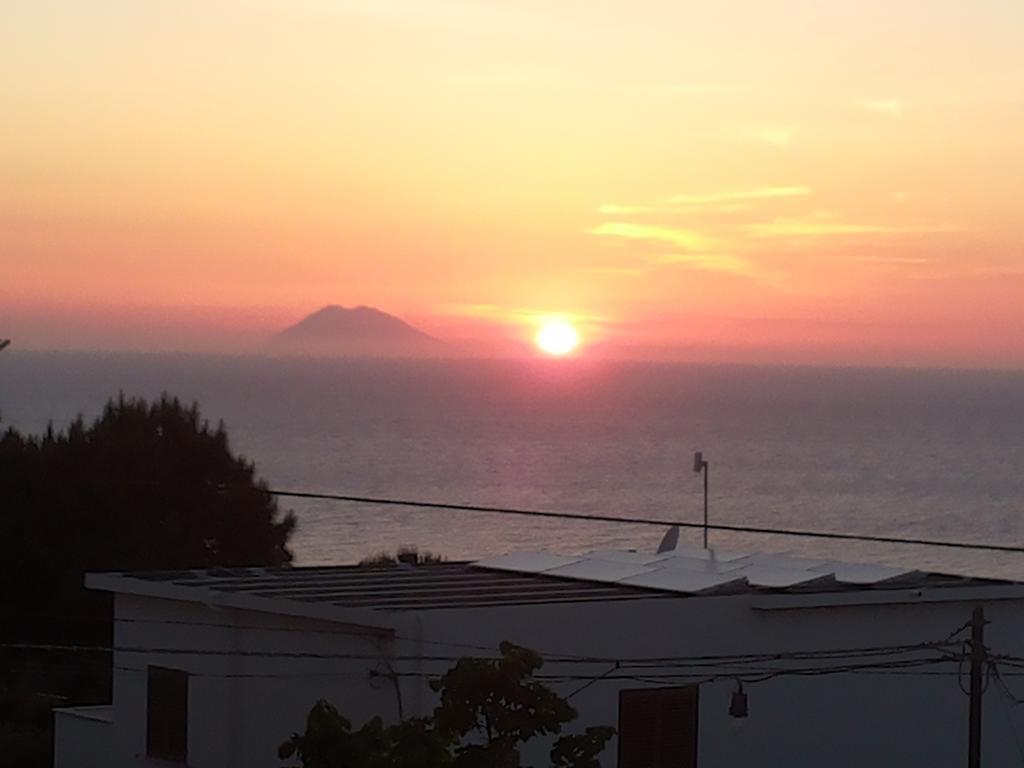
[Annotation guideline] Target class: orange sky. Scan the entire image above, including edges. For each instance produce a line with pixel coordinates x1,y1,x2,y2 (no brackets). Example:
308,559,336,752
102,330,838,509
3,1,1023,366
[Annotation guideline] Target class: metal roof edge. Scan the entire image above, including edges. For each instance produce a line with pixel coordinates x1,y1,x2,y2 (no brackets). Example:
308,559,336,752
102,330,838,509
53,705,114,724
85,572,397,637
751,583,1024,611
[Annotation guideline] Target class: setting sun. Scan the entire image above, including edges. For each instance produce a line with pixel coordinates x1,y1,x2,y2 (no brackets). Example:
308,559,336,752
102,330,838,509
536,321,580,356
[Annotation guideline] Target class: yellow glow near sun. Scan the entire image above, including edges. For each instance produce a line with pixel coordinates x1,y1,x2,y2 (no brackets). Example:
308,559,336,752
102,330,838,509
536,320,580,356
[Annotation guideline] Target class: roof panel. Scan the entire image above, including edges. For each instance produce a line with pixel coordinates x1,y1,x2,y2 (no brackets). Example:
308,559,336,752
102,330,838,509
742,554,833,571
659,546,751,563
93,548,999,618
737,565,835,589
543,559,653,583
815,562,916,585
103,562,668,612
472,552,580,574
650,556,750,575
619,569,746,594
585,549,670,566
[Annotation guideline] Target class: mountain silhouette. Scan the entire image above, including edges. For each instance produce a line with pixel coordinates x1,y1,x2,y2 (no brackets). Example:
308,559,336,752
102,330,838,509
274,305,444,357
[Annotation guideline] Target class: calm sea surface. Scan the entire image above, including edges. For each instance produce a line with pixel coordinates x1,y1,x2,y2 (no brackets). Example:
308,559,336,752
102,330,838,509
3,351,1024,579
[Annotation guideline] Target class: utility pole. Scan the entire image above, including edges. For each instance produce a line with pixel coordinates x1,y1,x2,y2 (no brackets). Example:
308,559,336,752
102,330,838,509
968,606,987,768
693,452,709,548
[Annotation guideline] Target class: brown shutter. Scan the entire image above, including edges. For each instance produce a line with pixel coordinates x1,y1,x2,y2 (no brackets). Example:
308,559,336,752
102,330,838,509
147,666,189,762
619,686,699,768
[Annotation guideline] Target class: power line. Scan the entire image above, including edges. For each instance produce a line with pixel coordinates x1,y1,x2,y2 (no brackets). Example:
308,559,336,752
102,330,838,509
0,639,963,667
392,656,959,682
18,613,978,671
266,488,1024,555
16,658,1024,683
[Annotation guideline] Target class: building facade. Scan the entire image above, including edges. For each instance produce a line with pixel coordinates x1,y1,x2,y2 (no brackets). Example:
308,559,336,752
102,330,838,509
55,545,1024,767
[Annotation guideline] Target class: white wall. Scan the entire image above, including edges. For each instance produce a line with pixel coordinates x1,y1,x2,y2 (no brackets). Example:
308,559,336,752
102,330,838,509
54,706,112,768
61,586,1024,768
109,595,399,768
407,591,1024,768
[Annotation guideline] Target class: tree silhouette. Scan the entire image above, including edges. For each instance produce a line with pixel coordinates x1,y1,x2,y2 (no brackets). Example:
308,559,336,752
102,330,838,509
0,393,294,642
0,393,296,752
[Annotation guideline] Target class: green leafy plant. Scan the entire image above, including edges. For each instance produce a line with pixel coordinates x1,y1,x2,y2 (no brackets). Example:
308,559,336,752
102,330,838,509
281,643,614,768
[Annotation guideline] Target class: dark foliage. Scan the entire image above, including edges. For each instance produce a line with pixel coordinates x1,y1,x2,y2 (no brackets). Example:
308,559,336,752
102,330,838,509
359,547,444,567
280,643,614,768
279,702,452,768
0,724,50,767
0,394,296,754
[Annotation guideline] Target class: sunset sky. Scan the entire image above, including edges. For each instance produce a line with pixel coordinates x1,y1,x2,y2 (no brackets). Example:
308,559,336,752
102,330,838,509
4,1,1023,366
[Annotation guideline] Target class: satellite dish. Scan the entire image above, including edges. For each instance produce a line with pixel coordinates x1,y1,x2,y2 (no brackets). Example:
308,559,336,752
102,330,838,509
657,525,680,554
0,339,10,352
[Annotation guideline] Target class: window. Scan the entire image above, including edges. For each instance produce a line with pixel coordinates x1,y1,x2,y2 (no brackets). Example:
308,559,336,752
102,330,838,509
618,686,699,768
147,666,188,763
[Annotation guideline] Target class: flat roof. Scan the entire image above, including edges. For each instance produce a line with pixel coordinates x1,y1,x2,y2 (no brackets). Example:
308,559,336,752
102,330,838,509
86,548,1019,623
89,561,675,615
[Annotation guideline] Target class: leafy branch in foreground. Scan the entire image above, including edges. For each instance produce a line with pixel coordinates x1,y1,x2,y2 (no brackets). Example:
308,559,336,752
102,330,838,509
280,643,614,768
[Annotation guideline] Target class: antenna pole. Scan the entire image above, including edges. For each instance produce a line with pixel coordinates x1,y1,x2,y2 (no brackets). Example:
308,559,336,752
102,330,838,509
703,461,709,549
693,452,709,548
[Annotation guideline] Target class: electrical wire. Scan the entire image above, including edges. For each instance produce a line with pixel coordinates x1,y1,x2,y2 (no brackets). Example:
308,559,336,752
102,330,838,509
0,639,963,666
565,662,620,700
264,488,1024,555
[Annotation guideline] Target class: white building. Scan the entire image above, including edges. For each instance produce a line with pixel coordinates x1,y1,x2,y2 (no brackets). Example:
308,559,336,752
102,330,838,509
55,542,1024,767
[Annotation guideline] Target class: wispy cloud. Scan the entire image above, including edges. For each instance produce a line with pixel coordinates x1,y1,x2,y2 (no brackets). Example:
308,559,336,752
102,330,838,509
746,124,796,146
590,222,717,251
667,186,811,205
447,304,608,324
651,252,752,275
590,186,813,278
743,212,964,238
588,187,964,284
860,99,905,116
597,186,811,217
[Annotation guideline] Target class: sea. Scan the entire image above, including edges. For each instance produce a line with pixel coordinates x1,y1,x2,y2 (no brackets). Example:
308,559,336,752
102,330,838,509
3,351,1024,580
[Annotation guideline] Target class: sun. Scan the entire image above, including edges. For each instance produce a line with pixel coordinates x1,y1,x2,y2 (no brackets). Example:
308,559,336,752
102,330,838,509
536,320,580,356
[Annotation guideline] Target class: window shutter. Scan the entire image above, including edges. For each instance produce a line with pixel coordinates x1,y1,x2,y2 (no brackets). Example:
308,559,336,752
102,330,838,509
619,686,699,768
147,666,189,762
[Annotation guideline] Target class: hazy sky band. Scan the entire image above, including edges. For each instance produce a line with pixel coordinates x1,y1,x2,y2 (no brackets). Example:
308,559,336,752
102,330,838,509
3,0,1022,366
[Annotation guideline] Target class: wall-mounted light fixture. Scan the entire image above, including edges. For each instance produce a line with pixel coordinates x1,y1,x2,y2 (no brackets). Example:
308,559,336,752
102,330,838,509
729,680,748,719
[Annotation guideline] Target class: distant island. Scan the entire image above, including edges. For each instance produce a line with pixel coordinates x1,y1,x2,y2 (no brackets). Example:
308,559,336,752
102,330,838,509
273,305,445,357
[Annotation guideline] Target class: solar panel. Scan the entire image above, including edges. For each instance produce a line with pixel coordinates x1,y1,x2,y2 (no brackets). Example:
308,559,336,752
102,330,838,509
544,559,653,583
472,552,580,574
815,562,915,585
743,553,832,571
585,549,668,566
620,568,746,594
649,555,749,575
659,546,750,563
737,565,835,589
473,549,915,592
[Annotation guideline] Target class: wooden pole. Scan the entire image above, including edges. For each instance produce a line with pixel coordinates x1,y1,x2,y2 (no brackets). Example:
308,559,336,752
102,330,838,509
968,606,986,768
